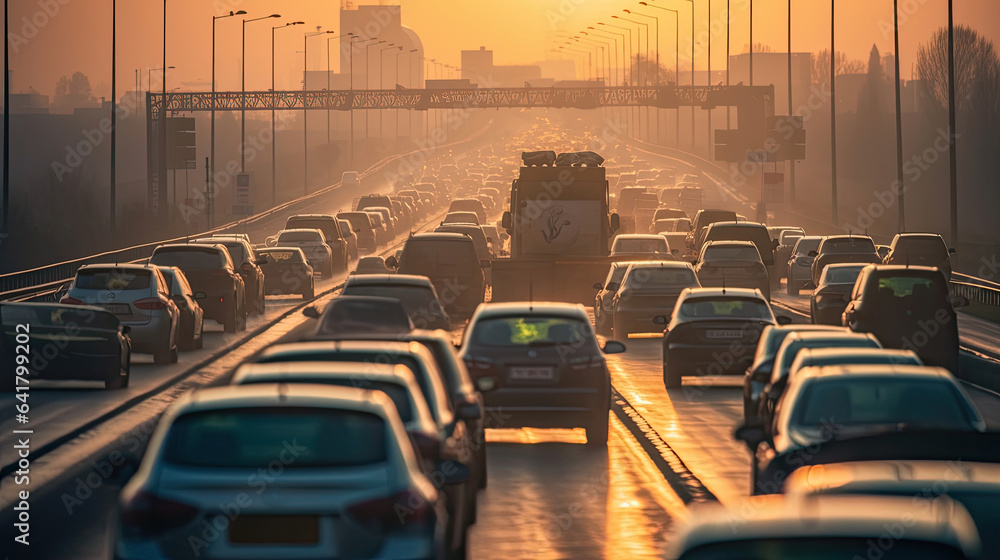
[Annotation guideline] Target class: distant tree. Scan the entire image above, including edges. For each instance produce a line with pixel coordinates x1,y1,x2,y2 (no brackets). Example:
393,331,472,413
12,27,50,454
916,25,1000,125
812,49,866,87
743,42,773,54
68,72,92,97
55,75,69,97
630,54,675,86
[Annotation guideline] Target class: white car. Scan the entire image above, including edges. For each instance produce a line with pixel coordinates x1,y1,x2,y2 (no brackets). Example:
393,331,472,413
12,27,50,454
271,228,334,276
114,383,463,560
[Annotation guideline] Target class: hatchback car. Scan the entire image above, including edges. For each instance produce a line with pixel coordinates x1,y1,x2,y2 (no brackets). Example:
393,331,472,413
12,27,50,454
695,240,770,300
155,266,205,351
1,302,131,389
610,234,671,257
113,384,459,560
700,221,776,286
611,261,700,338
63,264,180,364
149,243,247,333
810,235,881,287
195,236,266,315
459,302,626,446
337,211,378,255
785,236,823,295
810,263,867,325
656,287,789,389
304,295,414,338
342,274,451,330
883,232,955,280
390,233,487,319
255,247,314,299
272,229,335,276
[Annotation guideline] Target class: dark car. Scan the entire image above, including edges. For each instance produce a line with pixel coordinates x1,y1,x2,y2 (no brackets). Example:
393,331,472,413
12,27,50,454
448,198,488,224
687,208,739,251
810,263,867,325
337,211,378,255
458,302,626,446
810,235,881,287
341,274,451,330
700,221,777,287
304,295,413,339
742,325,848,421
149,243,247,333
337,218,359,260
843,265,966,373
156,266,206,350
195,236,266,315
695,240,771,300
1,302,131,389
656,288,790,389
284,214,349,273
389,233,487,319
883,233,955,280
786,236,823,295
612,261,701,338
593,260,644,336
254,247,314,299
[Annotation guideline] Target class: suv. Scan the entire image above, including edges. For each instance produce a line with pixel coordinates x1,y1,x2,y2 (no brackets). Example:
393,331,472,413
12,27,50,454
284,214,349,273
149,243,247,332
389,233,486,319
700,221,776,285
883,233,955,280
63,264,180,364
688,209,739,252
196,236,266,315
337,211,378,255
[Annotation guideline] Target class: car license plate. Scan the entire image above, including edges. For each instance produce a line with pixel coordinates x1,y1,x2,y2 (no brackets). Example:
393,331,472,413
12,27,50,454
228,515,319,544
509,367,555,381
101,304,130,315
706,329,742,339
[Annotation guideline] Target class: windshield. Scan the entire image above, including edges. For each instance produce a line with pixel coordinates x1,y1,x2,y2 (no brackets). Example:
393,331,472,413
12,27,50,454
151,248,228,270
792,378,975,430
471,316,593,347
342,285,437,312
895,236,948,256
164,408,387,468
678,297,772,320
75,269,151,290
624,267,698,289
874,275,948,300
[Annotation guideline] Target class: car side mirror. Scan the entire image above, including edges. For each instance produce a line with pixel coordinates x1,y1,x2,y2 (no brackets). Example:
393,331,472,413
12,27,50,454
437,460,470,486
610,213,621,232
265,236,277,247
652,315,668,325
194,292,207,300
775,316,792,326
734,420,768,451
457,402,482,421
385,256,399,269
593,282,604,290
602,340,627,354
302,305,321,319
501,211,512,230
808,250,818,257
475,376,496,393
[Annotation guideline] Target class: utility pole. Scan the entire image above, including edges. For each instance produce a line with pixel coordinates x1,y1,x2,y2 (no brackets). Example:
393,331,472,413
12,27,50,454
110,0,117,234
946,0,958,246
893,0,905,232
829,0,839,225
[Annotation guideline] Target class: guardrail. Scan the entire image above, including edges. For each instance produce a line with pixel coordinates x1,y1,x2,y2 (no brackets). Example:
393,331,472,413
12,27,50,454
1,126,489,302
953,281,1000,308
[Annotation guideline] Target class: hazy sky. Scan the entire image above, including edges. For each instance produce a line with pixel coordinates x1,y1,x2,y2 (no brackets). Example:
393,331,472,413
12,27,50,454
5,0,999,97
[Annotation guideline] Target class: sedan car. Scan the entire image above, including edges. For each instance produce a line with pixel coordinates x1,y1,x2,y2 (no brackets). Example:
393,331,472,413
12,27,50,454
342,274,451,330
353,256,396,275
739,365,985,494
695,240,770,300
459,302,626,446
272,229,335,276
883,232,955,280
149,243,247,333
155,266,205,351
592,261,644,336
448,198,488,224
113,384,460,560
669,494,980,560
843,265,965,373
809,263,867,325
610,234,672,258
63,264,179,364
742,324,847,421
810,235,881,288
338,218,359,260
611,261,700,338
255,247,314,299
785,236,823,295
773,230,804,280
1,302,131,389
304,295,414,338
657,288,790,389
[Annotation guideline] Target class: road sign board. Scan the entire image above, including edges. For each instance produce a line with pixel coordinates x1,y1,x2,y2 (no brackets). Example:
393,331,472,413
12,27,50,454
236,173,251,204
232,205,254,216
747,150,771,163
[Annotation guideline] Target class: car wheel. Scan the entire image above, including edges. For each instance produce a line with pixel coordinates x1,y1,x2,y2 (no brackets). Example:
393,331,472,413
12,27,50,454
223,303,238,333
585,414,609,446
663,358,682,389
153,338,172,365
476,443,487,489
786,279,798,296
105,375,124,389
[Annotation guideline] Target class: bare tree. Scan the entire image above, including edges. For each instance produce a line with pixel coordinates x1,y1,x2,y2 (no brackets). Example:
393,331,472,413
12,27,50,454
812,49,866,86
742,42,774,54
916,25,1000,125
630,54,676,86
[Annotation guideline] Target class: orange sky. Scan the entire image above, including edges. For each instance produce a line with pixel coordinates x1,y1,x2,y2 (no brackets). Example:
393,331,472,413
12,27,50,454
4,0,999,97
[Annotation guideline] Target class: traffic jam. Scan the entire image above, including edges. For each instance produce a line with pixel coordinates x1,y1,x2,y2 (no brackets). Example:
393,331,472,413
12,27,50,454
4,123,1000,560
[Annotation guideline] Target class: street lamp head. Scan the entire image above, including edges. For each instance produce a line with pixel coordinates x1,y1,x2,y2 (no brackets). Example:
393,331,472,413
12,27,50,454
611,15,620,19
639,1,648,5
623,9,631,13
292,21,305,25
233,10,247,16
269,14,280,18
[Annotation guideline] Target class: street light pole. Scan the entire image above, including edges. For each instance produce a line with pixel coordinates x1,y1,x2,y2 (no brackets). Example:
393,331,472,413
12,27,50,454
629,10,660,144
272,21,303,208
946,0,958,246
639,3,680,146
110,0,117,234
892,0,904,231
830,0,838,224
211,10,246,229
303,29,335,195
242,14,281,173
365,40,387,140
616,14,649,142
379,44,400,141
787,0,795,203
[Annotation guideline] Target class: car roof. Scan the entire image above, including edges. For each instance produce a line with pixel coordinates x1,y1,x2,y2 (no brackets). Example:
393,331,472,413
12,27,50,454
257,340,427,359
674,494,979,555
867,264,942,274
232,361,415,386
154,242,226,253
472,301,589,321
625,260,694,270
176,383,397,416
793,347,920,363
784,330,877,343
288,214,334,219
279,228,323,235
703,240,757,248
797,363,954,381
785,460,1000,495
706,220,767,228
615,234,665,240
344,274,433,287
894,232,944,239
407,232,474,243
77,263,159,272
823,234,874,241
679,287,766,300
259,246,305,253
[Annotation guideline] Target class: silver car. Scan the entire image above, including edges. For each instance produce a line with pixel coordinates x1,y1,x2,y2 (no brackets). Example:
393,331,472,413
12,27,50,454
114,384,463,560
272,228,334,276
786,235,823,295
63,263,179,364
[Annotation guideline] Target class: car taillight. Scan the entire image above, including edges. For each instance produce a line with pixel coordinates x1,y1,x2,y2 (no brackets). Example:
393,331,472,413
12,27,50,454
410,432,441,462
346,489,434,532
568,355,605,370
120,490,198,536
134,298,167,310
60,296,84,305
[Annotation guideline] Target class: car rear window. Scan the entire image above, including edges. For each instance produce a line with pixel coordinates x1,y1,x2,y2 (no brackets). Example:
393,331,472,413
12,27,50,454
822,237,877,253
895,236,948,256
151,248,227,270
792,378,974,430
401,240,478,268
317,300,412,335
681,539,965,560
164,407,387,468
214,241,246,263
342,285,436,312
278,231,323,243
471,316,592,347
875,275,947,298
614,237,669,253
339,213,372,230
1,304,120,330
704,226,773,264
703,245,762,262
823,265,866,285
793,238,822,254
287,218,337,240
678,297,772,320
625,267,698,289
261,250,304,263
75,269,151,290
238,379,414,423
